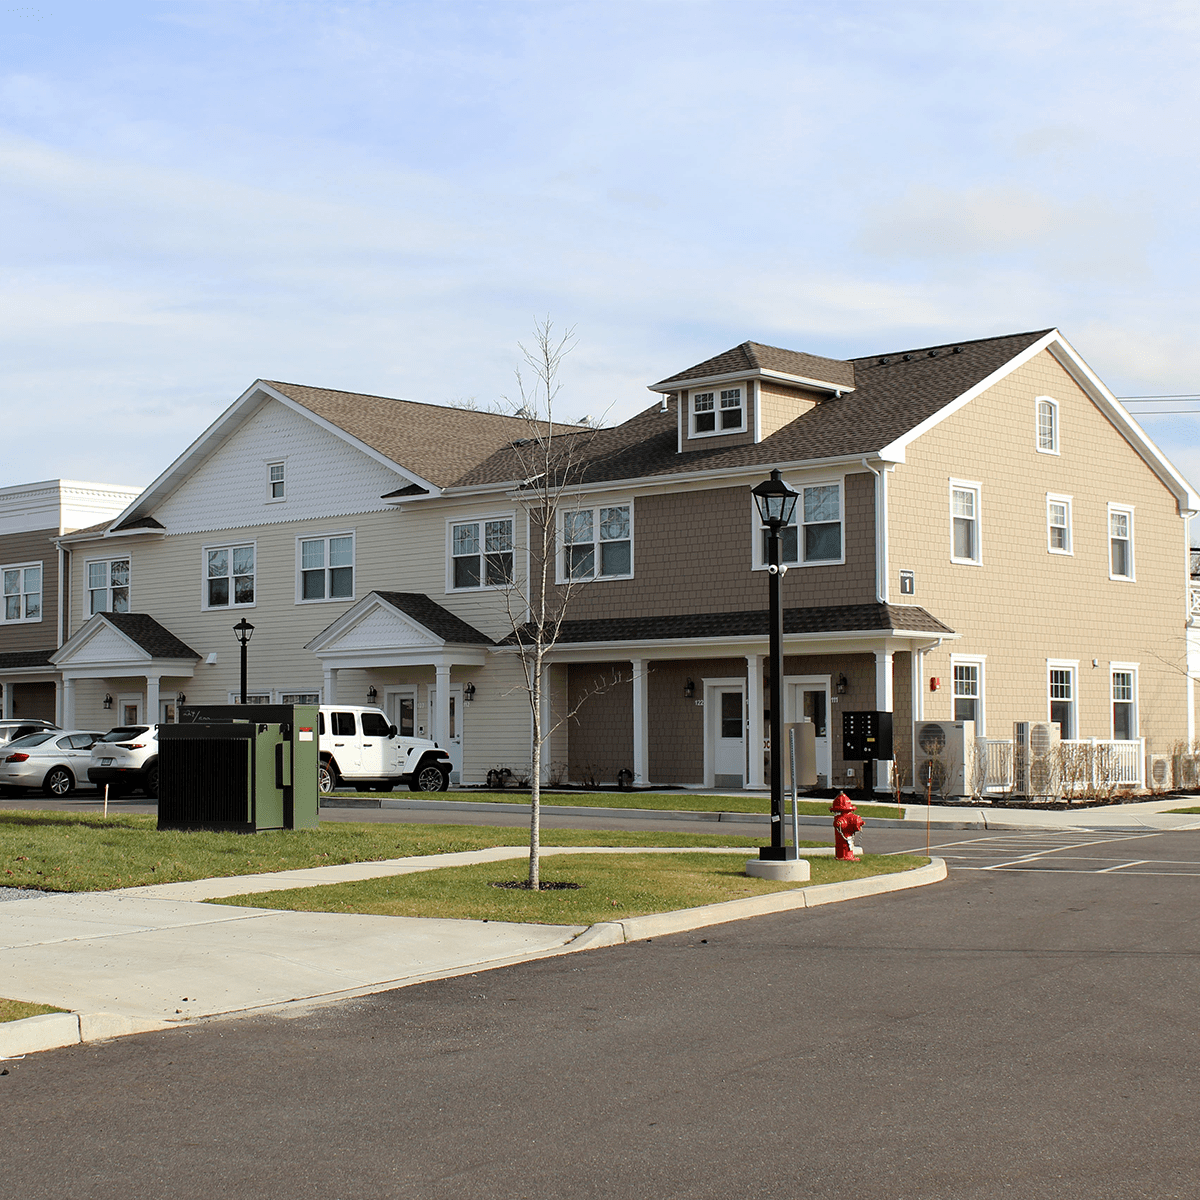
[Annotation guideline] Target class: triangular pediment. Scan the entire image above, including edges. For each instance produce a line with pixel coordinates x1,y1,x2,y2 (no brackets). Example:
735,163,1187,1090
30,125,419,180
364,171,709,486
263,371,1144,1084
329,603,441,653
54,619,152,668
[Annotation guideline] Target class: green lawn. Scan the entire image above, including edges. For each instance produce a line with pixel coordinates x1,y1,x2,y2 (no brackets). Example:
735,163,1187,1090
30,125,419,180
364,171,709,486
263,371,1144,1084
211,851,928,925
355,789,907,820
0,809,828,893
0,997,67,1023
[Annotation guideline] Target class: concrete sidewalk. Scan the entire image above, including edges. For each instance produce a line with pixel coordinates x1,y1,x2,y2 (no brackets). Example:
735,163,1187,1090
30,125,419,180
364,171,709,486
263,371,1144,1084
0,844,943,1058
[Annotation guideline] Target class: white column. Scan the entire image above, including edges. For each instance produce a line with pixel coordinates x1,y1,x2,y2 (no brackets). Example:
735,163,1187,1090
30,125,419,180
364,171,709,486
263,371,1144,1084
435,663,451,749
324,666,338,704
145,675,160,725
1,682,10,719
746,654,765,789
61,677,75,728
875,649,894,793
1189,674,1196,747
631,658,649,785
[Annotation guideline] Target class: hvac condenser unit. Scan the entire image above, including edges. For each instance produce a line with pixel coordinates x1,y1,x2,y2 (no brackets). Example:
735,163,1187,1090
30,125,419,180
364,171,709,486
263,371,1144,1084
1013,721,1061,799
1147,753,1174,791
1173,752,1200,790
914,720,976,798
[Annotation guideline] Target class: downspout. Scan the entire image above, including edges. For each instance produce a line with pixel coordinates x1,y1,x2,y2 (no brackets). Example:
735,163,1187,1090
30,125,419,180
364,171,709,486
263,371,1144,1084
860,457,888,604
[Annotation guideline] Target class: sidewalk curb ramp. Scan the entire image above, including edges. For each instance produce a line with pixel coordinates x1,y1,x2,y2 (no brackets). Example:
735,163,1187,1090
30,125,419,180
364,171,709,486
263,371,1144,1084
0,856,945,1058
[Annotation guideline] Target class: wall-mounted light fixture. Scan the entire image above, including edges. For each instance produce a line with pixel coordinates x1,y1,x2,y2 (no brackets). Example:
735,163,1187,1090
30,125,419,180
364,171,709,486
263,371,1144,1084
366,685,378,703
684,677,695,699
176,692,186,704
837,674,848,695
463,683,476,703
103,694,113,710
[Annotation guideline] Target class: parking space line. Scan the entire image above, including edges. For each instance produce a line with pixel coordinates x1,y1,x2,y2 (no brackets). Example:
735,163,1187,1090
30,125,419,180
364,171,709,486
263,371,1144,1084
1097,860,1148,873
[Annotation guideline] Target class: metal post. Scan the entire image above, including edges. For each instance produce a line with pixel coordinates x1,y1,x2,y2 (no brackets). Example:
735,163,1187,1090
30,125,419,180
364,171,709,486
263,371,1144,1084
762,524,786,859
789,725,800,860
240,637,248,704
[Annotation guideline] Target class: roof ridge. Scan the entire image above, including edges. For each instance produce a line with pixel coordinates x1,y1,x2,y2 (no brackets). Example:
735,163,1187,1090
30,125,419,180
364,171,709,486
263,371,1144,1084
856,327,1055,364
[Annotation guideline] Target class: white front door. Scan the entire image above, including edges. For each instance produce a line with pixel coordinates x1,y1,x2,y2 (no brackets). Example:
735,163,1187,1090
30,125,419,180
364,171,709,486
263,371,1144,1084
787,678,832,785
428,686,463,783
118,695,142,726
711,686,746,787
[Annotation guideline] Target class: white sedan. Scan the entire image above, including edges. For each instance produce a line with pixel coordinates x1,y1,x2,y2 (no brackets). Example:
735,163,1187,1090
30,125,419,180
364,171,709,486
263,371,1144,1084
0,730,108,797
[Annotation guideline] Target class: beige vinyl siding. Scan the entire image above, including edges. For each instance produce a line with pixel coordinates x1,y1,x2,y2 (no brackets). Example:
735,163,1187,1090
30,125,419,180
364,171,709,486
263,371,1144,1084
889,347,1188,750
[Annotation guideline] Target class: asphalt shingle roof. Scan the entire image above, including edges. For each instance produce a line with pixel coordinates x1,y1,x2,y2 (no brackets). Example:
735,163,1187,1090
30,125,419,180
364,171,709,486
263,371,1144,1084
100,613,201,660
0,650,56,670
372,592,494,645
505,603,954,646
652,341,857,390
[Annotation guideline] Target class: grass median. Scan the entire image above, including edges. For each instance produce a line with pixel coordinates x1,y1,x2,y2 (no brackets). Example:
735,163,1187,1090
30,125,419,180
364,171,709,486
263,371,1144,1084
0,809,831,893
209,851,928,925
0,998,67,1023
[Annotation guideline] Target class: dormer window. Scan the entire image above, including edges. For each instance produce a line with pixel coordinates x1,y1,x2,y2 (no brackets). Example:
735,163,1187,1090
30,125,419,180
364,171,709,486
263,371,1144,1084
691,387,743,437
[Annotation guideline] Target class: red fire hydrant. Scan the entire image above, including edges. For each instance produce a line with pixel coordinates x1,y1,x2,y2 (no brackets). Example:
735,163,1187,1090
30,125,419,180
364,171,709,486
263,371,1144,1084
831,792,864,862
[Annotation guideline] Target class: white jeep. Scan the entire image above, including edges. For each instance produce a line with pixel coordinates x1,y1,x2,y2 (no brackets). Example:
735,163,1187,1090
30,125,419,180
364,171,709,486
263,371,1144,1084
318,705,452,794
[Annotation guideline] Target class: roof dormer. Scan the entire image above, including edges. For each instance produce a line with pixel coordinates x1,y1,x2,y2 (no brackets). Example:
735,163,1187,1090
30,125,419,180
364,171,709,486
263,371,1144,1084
650,341,855,449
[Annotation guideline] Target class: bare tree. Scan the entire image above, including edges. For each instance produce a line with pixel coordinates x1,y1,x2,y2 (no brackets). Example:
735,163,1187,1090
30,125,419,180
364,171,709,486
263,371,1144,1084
494,318,611,889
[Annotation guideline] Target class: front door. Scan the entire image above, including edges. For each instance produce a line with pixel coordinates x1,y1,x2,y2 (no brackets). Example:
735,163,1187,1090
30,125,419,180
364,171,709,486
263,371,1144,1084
712,687,745,788
385,688,417,738
428,686,463,783
787,678,832,785
159,699,177,724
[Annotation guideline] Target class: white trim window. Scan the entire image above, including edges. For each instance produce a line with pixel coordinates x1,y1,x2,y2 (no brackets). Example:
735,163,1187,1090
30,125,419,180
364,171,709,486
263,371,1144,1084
951,656,985,732
1111,665,1138,740
450,517,514,590
229,692,272,705
1109,504,1135,580
267,461,285,502
1048,662,1077,740
278,691,321,705
1036,397,1059,454
754,481,844,568
298,533,354,602
691,386,743,436
1,563,41,623
563,504,632,580
204,543,255,608
1047,494,1073,555
87,557,130,614
950,480,982,564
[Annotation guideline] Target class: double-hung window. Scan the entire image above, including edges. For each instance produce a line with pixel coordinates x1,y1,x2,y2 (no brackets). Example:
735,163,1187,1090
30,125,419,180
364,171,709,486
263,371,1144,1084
758,481,843,566
1036,397,1059,453
950,481,981,564
1048,663,1076,739
1109,505,1134,580
267,462,285,501
1111,667,1137,740
952,658,984,730
205,544,255,608
1047,495,1072,555
2,563,41,623
451,518,513,589
299,534,354,601
563,504,632,580
88,558,130,614
692,387,742,435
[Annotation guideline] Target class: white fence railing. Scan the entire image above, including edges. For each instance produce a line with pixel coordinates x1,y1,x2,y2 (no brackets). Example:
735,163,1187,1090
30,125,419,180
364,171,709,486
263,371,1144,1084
1191,582,1200,617
972,736,1145,795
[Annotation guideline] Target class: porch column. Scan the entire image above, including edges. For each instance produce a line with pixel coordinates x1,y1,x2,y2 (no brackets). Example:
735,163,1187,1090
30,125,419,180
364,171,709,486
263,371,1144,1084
434,663,451,749
1,682,10,719
324,667,338,704
746,654,765,789
61,677,75,728
145,675,160,725
631,658,649,785
1189,674,1196,747
875,649,894,793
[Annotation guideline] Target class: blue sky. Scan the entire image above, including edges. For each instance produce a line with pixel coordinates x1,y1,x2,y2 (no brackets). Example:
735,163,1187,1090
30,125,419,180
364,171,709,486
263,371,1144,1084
4,0,1200,499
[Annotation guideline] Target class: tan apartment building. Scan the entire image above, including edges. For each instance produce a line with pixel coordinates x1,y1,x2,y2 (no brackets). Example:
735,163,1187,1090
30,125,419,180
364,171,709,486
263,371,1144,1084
46,328,1199,792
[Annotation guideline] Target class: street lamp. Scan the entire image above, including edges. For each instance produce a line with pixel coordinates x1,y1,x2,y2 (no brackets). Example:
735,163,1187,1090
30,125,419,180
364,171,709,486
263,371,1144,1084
233,618,255,704
752,469,799,861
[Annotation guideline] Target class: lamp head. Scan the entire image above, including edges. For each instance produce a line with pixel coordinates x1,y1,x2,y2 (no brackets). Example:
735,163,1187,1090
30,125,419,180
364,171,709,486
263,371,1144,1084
752,469,799,530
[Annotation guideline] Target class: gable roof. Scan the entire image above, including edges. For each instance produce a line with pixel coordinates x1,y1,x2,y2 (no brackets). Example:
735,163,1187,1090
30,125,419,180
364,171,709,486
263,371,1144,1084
51,612,201,668
370,592,494,645
652,341,857,392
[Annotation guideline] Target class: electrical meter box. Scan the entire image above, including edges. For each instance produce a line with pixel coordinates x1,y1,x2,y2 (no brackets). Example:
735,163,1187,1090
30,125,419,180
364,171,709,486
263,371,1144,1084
157,704,319,832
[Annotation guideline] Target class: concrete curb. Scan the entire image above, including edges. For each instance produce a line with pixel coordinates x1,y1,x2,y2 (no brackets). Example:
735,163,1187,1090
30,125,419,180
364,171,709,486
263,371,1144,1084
0,1011,174,1059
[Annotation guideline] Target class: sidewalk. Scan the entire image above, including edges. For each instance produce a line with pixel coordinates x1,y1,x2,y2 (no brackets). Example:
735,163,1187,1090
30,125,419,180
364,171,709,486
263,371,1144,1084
0,845,944,1057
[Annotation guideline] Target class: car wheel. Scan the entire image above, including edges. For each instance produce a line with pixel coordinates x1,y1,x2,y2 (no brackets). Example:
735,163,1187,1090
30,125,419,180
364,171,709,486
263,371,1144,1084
145,764,159,797
44,766,74,798
318,761,338,793
416,762,450,792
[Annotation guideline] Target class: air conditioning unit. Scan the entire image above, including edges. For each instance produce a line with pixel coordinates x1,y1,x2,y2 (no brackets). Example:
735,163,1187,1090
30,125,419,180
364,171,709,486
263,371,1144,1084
1014,721,1061,798
1173,753,1200,790
914,720,976,798
1147,753,1174,791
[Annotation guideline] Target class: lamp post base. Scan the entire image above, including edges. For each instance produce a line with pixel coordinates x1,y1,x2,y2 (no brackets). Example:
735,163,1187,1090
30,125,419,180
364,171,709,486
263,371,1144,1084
758,845,791,861
746,858,811,882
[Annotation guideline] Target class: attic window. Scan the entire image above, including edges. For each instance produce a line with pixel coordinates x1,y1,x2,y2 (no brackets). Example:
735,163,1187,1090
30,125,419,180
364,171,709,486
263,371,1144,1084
691,388,743,437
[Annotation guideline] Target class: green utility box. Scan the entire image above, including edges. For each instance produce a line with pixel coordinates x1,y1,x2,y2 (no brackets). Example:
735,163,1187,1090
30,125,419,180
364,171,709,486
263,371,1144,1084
157,704,320,832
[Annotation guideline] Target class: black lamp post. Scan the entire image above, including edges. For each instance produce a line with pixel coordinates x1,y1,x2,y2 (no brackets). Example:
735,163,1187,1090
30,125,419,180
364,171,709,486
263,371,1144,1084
752,469,799,861
233,618,255,704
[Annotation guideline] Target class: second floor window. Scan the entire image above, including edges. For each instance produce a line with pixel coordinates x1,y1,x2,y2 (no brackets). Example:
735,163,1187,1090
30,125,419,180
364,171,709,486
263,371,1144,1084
950,482,981,563
2,564,41,622
267,462,285,501
564,505,632,579
88,558,130,614
758,482,843,566
300,535,353,601
206,545,255,607
1047,496,1072,554
452,519,513,588
1037,398,1059,453
1110,506,1134,579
